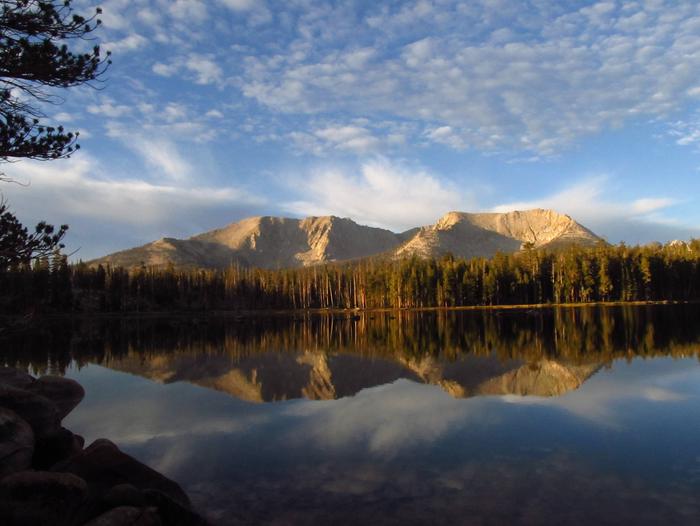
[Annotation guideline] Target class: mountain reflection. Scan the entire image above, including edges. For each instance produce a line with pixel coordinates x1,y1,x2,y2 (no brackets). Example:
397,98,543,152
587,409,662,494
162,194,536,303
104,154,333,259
97,351,602,402
2,304,700,402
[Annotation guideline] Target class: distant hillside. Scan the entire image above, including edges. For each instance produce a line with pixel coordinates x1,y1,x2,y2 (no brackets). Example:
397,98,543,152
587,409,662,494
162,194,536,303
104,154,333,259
90,209,602,270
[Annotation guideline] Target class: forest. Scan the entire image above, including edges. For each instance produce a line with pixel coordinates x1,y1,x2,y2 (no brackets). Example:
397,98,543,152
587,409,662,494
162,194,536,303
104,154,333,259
1,240,700,314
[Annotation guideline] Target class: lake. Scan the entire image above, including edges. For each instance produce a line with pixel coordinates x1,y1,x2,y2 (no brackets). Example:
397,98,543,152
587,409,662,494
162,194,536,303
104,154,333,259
3,305,700,525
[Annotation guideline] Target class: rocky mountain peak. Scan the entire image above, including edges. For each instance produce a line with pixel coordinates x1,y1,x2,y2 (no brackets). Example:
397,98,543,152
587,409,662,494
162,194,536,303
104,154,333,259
90,208,602,270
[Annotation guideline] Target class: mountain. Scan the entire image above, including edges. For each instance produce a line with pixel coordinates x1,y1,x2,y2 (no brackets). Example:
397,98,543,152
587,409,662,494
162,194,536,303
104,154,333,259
394,209,600,260
93,215,409,269
91,209,602,270
102,349,602,402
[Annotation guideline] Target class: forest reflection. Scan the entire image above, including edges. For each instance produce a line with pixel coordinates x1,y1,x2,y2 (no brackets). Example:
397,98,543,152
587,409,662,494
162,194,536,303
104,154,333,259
3,304,700,402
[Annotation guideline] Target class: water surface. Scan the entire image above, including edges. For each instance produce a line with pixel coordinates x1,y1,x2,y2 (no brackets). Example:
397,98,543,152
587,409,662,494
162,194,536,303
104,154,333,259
3,305,700,525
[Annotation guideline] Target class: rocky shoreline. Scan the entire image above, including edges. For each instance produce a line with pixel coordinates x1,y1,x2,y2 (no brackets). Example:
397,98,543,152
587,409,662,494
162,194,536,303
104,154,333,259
0,367,207,525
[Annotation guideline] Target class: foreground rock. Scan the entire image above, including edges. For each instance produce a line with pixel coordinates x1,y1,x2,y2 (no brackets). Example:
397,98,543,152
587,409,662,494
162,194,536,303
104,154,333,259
0,367,208,525
34,426,85,470
0,368,36,390
0,470,88,526
28,376,85,421
0,384,60,438
84,506,162,526
54,438,191,507
0,408,34,478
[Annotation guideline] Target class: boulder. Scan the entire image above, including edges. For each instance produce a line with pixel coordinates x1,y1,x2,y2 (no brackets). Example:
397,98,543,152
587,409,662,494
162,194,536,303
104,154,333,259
0,367,36,390
34,426,84,469
0,384,60,438
28,376,85,421
53,439,191,507
102,483,147,509
143,488,208,526
0,407,34,479
0,470,88,526
83,505,162,526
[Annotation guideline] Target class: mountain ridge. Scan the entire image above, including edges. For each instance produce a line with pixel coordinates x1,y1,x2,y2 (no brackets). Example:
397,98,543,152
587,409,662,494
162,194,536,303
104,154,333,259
90,208,602,270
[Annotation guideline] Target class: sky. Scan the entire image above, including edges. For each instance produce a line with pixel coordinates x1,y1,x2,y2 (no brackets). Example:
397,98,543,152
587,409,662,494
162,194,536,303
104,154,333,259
4,0,700,260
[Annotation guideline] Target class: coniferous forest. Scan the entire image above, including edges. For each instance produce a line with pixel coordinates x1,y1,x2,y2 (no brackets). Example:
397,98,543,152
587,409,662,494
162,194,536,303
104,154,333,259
2,241,700,314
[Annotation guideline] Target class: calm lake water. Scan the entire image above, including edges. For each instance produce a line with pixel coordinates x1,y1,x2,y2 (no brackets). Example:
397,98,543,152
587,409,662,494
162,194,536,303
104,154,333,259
3,305,700,525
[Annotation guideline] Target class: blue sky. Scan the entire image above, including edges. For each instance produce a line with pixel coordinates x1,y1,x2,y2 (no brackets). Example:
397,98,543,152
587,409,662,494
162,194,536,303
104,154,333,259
4,0,700,259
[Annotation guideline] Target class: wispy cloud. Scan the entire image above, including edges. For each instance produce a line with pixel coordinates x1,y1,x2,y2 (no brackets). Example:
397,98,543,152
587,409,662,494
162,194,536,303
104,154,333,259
87,97,132,118
185,53,224,86
283,380,475,456
238,1,700,155
285,158,474,231
1,156,265,259
492,176,698,243
103,33,148,54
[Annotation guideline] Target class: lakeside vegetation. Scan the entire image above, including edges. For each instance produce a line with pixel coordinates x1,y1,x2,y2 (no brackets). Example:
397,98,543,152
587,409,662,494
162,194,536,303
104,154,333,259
1,241,700,314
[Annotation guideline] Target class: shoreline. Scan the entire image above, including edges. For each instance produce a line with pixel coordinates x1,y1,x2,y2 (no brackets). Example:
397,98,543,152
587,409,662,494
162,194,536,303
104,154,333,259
0,368,207,525
0,299,696,322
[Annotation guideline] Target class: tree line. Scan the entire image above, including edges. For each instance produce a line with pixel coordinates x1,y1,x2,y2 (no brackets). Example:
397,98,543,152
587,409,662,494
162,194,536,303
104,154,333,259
2,240,700,314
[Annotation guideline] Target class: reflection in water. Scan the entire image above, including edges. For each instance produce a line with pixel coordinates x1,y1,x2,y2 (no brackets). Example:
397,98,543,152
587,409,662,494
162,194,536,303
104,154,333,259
98,351,602,402
2,305,700,524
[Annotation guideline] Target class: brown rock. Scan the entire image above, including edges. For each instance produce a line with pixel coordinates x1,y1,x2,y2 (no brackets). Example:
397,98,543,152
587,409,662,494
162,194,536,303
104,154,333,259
53,438,191,507
0,367,36,390
0,470,87,526
29,376,85,421
0,384,60,438
143,488,208,526
102,483,147,509
0,407,34,479
83,506,162,526
34,426,84,469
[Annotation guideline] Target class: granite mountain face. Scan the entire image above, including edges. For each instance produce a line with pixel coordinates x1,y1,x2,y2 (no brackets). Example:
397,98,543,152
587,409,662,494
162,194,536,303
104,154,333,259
91,209,602,270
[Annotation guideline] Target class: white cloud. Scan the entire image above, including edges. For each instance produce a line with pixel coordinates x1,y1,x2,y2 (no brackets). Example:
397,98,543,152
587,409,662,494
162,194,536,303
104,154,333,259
667,112,700,148
136,8,160,26
104,125,193,182
1,156,265,259
283,380,475,456
87,98,132,118
285,159,474,231
238,0,700,154
492,176,673,221
97,2,130,30
631,198,677,215
152,62,178,77
219,0,257,11
53,112,74,123
185,53,223,85
425,126,468,150
168,0,208,22
162,103,188,122
103,33,148,54
104,99,222,144
492,176,699,243
313,126,381,153
1,157,252,223
288,121,416,155
153,53,226,87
